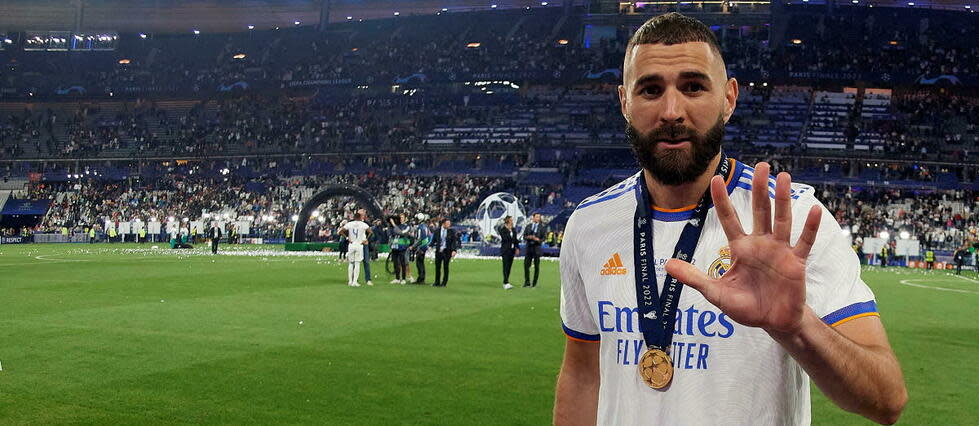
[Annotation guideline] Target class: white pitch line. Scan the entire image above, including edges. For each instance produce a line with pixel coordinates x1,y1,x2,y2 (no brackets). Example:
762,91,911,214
0,255,95,267
34,255,92,262
899,279,979,295
952,274,979,284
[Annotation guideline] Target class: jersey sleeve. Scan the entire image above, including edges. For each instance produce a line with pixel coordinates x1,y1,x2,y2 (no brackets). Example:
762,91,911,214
795,193,879,327
559,213,600,342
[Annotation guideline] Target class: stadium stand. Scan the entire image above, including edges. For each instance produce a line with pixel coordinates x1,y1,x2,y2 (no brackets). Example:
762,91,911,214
0,4,976,259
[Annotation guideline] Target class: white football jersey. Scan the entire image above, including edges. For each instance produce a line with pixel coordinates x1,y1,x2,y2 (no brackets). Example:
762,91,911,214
560,160,878,425
343,220,371,246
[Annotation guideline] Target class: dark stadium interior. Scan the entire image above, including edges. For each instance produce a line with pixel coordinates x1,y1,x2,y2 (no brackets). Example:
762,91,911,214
1,1,976,256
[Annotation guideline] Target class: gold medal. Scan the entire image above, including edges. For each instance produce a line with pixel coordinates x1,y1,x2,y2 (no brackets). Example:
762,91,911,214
638,348,673,389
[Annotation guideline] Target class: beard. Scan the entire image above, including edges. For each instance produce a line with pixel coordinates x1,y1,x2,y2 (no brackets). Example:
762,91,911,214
626,115,726,186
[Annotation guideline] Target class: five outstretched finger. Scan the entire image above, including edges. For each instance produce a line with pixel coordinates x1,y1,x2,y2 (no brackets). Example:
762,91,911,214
794,205,822,260
665,258,718,302
773,172,793,244
751,162,772,235
711,175,745,242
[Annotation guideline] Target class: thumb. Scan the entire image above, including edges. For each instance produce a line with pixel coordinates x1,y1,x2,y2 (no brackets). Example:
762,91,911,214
665,259,715,299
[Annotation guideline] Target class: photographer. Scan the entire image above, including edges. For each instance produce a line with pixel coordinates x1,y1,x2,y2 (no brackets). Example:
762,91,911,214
387,213,414,285
410,213,432,284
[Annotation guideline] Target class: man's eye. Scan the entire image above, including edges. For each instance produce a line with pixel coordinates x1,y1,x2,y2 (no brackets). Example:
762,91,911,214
641,86,661,96
685,83,705,93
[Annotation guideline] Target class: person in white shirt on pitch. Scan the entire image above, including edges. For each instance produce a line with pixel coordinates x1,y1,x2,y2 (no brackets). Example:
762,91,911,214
554,12,906,426
340,212,372,287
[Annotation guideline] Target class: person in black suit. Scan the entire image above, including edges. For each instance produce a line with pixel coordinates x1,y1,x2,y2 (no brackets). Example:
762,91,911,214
208,222,222,254
431,218,459,287
497,216,520,290
522,213,546,287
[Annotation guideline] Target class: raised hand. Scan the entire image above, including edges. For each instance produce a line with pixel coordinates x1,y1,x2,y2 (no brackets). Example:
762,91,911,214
664,162,822,334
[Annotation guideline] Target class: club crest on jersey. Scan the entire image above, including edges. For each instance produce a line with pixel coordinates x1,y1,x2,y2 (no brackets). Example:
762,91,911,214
708,246,732,279
601,253,628,276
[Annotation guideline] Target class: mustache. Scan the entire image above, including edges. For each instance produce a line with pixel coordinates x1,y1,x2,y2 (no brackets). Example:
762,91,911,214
632,123,700,144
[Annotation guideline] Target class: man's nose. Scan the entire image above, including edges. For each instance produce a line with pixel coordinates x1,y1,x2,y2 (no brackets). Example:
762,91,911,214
660,89,685,124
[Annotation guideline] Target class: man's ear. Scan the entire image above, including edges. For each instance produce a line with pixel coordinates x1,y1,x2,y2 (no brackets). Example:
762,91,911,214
618,84,630,123
723,77,739,123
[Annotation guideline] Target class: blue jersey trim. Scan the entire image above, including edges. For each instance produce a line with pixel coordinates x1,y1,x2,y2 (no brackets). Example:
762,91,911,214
821,300,879,326
650,161,744,222
576,183,638,211
739,165,804,199
562,323,601,341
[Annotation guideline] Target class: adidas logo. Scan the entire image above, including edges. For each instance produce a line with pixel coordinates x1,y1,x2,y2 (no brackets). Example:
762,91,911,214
600,253,628,276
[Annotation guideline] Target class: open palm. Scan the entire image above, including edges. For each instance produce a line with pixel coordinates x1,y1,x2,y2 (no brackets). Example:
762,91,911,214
665,163,822,334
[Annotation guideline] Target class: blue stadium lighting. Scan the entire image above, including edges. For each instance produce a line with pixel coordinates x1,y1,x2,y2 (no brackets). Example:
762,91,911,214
907,2,914,5
294,21,301,25
491,4,498,8
965,5,971,8
541,1,548,5
441,8,448,11
247,25,255,30
3,38,12,44
394,11,400,16
347,16,353,20
851,0,857,3
139,33,147,39
193,29,200,35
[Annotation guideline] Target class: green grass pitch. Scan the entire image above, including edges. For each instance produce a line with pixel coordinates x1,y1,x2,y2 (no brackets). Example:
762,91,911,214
0,244,976,424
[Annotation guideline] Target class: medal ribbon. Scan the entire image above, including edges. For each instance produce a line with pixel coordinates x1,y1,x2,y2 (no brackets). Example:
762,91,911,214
633,154,729,353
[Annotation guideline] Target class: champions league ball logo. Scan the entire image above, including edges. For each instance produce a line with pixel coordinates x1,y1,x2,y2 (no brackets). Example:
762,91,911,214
475,192,528,243
708,246,733,279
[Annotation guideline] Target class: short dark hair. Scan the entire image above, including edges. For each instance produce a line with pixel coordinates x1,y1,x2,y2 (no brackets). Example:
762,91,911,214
353,212,362,220
626,12,723,64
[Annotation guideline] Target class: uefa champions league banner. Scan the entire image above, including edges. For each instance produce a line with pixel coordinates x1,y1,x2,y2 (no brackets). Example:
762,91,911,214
286,69,625,89
0,199,50,215
733,70,979,87
37,69,979,98
286,78,357,88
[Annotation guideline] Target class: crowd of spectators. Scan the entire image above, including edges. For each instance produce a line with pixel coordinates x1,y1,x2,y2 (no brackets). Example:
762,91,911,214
821,185,977,252
776,7,979,77
22,158,513,242
7,164,975,254
2,7,977,95
2,5,979,253
1,6,978,164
